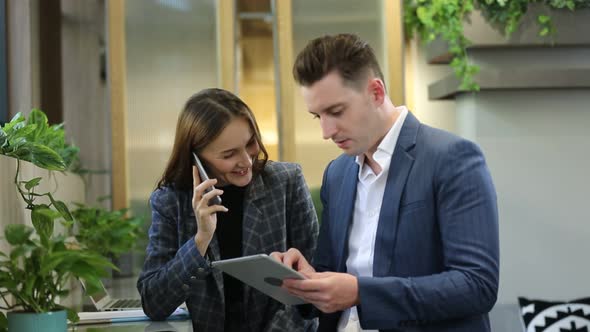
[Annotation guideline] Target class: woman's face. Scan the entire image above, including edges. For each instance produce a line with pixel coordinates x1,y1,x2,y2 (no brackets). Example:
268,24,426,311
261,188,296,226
199,117,260,187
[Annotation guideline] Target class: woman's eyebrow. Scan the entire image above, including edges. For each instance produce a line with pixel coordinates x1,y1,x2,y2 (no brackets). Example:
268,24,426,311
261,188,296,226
218,134,256,154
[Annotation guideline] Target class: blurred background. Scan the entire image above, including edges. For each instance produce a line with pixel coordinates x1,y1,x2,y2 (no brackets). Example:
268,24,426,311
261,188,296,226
1,1,590,330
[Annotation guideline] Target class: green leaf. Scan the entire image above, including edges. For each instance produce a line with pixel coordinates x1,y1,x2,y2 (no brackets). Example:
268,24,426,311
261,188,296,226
2,112,25,134
24,177,43,190
48,193,74,222
5,224,33,246
537,15,550,24
416,6,434,26
9,243,34,261
27,109,48,125
31,207,57,244
0,129,7,150
28,143,66,171
0,311,7,332
66,307,79,324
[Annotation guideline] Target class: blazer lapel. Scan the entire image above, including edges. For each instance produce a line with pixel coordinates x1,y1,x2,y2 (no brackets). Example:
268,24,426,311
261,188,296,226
241,173,266,310
334,159,359,272
241,173,266,257
373,112,419,276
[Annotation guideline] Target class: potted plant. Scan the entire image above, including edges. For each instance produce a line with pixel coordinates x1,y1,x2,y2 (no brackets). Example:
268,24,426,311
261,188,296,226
403,0,590,90
0,110,113,332
72,199,144,261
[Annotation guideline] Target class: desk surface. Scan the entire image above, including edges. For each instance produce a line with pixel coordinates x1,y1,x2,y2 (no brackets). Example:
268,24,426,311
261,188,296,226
70,320,192,331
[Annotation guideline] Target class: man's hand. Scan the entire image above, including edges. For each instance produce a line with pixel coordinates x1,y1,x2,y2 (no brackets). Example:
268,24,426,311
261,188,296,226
282,272,360,313
270,248,316,276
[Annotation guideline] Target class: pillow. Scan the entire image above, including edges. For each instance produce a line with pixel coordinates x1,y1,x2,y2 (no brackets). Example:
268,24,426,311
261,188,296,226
518,297,590,332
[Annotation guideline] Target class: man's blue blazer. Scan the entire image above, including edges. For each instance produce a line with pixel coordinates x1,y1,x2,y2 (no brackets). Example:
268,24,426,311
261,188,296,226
314,112,499,331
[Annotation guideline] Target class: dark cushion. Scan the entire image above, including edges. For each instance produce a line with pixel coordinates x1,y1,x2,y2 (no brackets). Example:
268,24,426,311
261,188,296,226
518,297,590,332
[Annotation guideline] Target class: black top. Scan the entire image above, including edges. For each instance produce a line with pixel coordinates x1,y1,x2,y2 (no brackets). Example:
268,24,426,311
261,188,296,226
215,184,245,329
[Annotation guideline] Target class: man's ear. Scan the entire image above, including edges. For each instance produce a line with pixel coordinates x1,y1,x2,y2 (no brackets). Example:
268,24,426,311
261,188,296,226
367,78,386,106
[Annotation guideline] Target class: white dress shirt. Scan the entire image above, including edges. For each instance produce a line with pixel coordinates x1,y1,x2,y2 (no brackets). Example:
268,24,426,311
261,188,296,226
337,107,408,332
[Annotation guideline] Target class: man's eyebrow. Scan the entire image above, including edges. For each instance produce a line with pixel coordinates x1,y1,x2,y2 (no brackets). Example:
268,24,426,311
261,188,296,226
313,103,345,115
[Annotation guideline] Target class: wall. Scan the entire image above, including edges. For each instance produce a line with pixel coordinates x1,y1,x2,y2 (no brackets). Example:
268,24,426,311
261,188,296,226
457,90,590,304
405,39,457,133
61,0,111,207
6,0,39,118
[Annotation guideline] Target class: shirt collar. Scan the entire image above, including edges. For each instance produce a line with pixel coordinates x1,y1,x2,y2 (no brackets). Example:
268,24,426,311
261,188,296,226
355,106,409,172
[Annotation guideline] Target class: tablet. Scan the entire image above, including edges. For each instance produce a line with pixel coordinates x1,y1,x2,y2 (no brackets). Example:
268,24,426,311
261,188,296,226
211,254,308,305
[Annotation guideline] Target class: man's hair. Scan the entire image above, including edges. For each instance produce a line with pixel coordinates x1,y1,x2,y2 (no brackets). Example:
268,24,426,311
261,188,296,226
293,33,385,90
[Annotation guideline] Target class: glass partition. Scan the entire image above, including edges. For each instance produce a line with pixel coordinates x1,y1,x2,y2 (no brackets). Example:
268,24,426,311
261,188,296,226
236,0,279,160
120,0,219,277
291,0,387,187
124,0,218,210
0,0,7,124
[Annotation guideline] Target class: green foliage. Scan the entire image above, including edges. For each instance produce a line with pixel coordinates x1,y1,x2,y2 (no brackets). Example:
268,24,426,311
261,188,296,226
0,110,116,327
0,173,114,322
0,109,79,171
404,0,590,91
72,202,144,258
0,312,6,331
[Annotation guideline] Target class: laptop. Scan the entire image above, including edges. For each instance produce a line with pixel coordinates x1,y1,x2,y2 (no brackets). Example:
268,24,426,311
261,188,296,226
76,279,189,325
79,278,142,311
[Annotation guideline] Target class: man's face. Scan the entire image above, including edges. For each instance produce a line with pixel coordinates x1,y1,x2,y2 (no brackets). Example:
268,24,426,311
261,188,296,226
301,71,380,156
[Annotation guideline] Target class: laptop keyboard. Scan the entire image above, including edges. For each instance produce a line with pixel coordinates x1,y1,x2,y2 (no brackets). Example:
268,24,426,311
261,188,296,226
109,299,142,309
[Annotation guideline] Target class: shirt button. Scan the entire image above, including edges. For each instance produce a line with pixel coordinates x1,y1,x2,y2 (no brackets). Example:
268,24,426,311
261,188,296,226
197,267,205,273
182,284,190,291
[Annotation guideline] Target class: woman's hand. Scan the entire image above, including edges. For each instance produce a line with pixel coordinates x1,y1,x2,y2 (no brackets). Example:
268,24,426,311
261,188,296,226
192,165,227,255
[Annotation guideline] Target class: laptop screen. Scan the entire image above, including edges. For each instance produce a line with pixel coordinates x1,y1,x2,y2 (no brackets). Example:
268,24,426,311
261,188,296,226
89,286,108,303
79,278,109,304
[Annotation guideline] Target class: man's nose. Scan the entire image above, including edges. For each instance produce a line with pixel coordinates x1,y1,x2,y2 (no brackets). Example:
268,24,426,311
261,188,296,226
321,118,337,140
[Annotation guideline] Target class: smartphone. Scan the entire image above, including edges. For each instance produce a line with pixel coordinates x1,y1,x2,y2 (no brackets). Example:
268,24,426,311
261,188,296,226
192,152,222,206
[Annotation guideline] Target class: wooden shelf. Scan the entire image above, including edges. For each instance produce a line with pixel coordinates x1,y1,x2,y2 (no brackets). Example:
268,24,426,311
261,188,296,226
428,68,590,100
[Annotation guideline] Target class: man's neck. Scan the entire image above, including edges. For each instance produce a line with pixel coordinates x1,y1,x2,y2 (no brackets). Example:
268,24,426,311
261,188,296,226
363,101,401,174
363,154,382,175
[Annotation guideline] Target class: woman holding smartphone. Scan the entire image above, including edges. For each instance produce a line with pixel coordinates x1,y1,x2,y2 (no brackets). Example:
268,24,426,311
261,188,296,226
137,88,319,331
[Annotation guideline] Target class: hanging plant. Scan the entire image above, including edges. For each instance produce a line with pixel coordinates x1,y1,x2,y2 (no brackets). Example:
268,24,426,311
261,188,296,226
403,0,590,91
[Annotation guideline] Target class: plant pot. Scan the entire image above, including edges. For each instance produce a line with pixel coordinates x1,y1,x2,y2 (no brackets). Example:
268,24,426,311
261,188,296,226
7,310,67,332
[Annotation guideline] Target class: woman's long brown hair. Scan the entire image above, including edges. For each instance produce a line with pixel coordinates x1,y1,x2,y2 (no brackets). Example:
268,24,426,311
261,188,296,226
156,88,269,190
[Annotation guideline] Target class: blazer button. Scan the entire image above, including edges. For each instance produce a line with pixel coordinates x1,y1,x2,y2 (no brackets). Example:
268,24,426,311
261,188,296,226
182,284,190,291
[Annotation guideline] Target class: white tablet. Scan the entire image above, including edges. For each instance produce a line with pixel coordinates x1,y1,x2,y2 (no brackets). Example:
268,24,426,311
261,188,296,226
211,254,308,305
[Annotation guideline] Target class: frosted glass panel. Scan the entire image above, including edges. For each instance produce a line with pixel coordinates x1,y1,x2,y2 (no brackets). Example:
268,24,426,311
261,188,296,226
124,0,218,205
291,0,386,187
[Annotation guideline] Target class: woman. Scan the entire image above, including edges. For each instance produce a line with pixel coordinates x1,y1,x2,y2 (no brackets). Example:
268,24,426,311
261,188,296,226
137,88,319,332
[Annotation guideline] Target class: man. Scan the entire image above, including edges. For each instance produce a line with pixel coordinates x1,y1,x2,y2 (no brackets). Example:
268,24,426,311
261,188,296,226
271,34,499,331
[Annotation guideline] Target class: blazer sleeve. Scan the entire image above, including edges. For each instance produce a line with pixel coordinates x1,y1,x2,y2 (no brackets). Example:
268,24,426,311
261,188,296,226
137,188,212,320
263,164,320,331
313,160,335,273
286,164,319,261
357,139,499,328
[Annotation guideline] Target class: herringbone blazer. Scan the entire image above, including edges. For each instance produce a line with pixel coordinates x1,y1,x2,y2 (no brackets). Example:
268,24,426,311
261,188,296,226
137,161,319,332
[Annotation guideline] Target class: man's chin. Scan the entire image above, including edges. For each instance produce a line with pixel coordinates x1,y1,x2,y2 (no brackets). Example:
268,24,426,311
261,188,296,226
340,147,362,156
